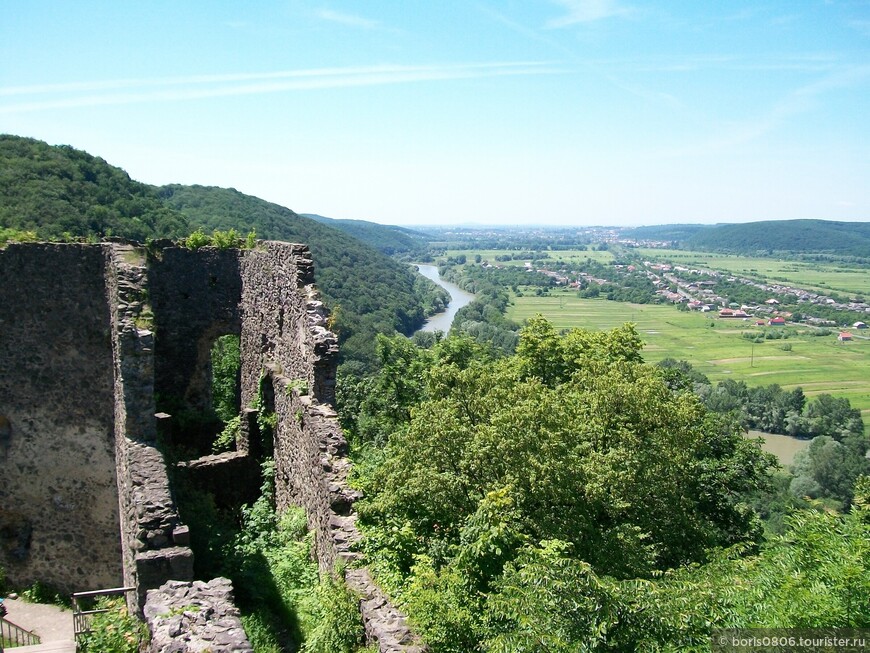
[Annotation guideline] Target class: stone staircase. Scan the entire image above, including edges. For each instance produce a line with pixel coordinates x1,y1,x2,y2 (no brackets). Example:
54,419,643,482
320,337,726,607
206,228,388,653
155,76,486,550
0,599,73,653
1,615,41,650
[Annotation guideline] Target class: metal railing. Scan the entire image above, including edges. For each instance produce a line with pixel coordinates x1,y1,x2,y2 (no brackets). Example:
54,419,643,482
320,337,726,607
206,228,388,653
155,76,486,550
71,586,136,647
0,615,41,650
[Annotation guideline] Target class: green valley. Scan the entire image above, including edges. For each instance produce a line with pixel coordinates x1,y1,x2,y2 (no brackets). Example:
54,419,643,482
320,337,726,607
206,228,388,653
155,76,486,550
506,290,870,430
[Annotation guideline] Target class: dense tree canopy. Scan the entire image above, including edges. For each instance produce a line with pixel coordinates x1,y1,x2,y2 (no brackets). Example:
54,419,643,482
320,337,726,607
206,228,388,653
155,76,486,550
349,317,793,650
684,219,870,258
658,359,869,508
301,213,431,258
483,488,870,652
0,135,189,241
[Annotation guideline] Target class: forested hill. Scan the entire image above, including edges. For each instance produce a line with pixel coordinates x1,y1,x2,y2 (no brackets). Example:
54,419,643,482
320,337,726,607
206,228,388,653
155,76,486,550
0,134,189,240
0,135,446,369
686,219,870,257
161,185,447,366
621,224,713,242
301,213,430,257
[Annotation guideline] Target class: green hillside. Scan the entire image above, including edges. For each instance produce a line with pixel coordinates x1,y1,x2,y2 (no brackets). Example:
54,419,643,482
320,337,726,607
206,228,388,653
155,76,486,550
301,213,430,257
685,219,870,257
0,134,189,240
621,224,714,242
0,135,446,369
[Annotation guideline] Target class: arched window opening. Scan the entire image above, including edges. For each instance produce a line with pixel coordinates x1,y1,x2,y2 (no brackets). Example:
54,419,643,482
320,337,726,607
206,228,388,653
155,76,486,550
210,334,241,454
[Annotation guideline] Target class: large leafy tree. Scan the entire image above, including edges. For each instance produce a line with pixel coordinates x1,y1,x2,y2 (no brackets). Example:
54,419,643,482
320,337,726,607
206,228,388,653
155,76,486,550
355,316,775,650
484,487,870,652
363,317,769,576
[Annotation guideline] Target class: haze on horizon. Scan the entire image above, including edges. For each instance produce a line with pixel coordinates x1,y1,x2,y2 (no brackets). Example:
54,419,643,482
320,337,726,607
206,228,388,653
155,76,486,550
1,1,868,228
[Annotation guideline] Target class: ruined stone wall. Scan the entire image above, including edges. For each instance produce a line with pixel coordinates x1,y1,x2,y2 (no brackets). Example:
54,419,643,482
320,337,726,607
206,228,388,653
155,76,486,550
149,246,242,418
239,242,337,409
238,242,346,566
107,244,193,614
263,379,424,651
144,578,253,653
238,243,422,651
262,374,359,569
0,240,421,651
0,243,122,592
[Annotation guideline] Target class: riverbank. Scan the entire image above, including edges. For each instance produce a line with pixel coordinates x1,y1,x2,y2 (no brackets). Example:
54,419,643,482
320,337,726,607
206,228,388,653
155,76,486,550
414,264,475,333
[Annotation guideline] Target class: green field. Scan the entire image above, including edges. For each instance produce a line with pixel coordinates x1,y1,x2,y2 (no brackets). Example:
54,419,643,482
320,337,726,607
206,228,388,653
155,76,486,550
445,249,614,266
634,248,870,297
507,289,870,431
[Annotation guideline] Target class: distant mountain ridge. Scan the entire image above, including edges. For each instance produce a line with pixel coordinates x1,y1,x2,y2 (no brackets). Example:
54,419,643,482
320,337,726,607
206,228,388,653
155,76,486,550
160,185,448,362
301,213,431,256
685,220,870,257
624,219,870,258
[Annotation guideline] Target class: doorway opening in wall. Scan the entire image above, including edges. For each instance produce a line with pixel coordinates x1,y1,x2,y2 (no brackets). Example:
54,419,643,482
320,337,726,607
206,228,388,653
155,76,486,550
253,374,277,462
210,334,241,454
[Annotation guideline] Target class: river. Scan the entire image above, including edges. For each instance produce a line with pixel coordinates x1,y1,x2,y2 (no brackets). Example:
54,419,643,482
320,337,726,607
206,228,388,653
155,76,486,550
746,430,809,466
415,264,476,333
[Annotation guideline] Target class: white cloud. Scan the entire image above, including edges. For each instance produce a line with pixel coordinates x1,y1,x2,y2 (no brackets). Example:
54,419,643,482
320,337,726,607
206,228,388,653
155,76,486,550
316,9,380,29
0,63,562,114
546,0,631,27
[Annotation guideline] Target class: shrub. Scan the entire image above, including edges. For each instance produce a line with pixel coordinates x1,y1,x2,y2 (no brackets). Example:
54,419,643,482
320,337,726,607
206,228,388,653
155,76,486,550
21,581,69,607
211,334,241,423
0,228,38,246
78,598,147,653
211,228,242,249
301,573,366,653
240,612,284,653
212,415,240,453
184,228,211,249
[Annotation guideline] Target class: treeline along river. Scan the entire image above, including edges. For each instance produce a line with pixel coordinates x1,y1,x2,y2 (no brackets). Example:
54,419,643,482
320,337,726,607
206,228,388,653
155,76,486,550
415,264,476,333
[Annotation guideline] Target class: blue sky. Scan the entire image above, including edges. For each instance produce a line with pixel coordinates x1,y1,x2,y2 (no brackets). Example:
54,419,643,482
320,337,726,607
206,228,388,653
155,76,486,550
1,1,868,226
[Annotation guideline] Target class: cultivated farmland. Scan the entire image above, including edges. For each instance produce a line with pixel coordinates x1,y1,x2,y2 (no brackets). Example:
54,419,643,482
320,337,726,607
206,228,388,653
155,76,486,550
446,248,615,266
633,248,870,297
507,289,870,431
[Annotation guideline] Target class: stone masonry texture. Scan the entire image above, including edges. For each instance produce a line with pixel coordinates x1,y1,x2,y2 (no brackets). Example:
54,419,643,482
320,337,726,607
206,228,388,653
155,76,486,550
144,577,253,653
0,243,122,592
1,241,423,651
108,243,194,614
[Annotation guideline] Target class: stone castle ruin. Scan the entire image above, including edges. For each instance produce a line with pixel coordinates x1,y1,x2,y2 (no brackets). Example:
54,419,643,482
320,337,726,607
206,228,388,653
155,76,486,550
0,241,422,652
